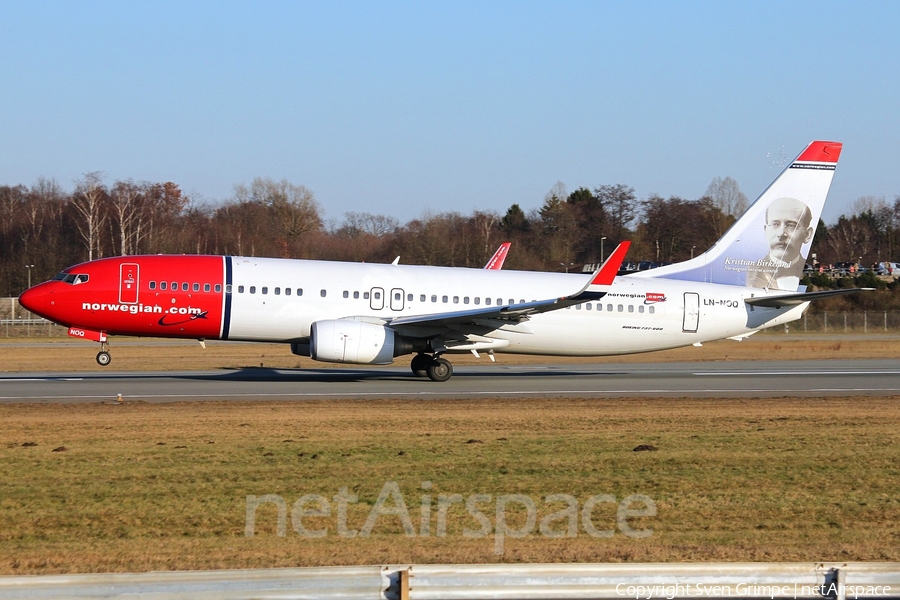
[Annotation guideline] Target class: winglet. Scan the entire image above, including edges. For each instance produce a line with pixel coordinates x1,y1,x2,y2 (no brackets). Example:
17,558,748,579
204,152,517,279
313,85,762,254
484,242,511,270
562,241,630,303
590,241,630,286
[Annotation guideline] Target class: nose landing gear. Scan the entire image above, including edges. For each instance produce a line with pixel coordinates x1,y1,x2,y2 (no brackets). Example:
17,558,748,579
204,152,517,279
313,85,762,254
95,340,111,366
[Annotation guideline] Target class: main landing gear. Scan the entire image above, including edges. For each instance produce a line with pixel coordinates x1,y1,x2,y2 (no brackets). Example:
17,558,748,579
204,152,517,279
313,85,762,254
410,353,453,382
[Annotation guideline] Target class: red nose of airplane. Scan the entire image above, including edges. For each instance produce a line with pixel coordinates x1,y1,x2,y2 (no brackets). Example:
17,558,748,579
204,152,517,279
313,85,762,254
18,285,47,317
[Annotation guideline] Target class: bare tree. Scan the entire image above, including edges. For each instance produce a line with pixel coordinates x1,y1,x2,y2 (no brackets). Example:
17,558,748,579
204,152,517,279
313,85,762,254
71,172,108,261
234,178,322,257
705,176,747,216
340,212,399,237
594,184,636,241
109,180,144,255
827,214,876,263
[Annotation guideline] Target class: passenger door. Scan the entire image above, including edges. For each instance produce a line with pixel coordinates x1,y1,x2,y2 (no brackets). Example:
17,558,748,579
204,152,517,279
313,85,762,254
683,292,699,333
119,263,139,304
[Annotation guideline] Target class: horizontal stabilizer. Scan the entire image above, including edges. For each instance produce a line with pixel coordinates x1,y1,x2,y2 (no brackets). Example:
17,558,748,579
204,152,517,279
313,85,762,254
745,287,873,308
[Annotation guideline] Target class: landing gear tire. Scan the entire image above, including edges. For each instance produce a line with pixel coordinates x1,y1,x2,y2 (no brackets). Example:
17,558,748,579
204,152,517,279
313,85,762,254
96,351,111,366
426,357,453,382
411,354,430,377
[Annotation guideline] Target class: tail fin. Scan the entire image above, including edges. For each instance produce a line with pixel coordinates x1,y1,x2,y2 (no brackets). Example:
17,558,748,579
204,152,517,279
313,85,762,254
633,141,842,291
484,242,511,270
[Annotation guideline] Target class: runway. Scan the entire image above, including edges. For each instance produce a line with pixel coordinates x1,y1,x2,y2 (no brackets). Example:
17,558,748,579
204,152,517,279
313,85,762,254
2,359,900,402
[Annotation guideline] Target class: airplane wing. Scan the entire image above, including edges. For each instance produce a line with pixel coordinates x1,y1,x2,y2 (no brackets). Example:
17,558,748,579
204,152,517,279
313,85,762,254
387,242,630,333
483,242,511,270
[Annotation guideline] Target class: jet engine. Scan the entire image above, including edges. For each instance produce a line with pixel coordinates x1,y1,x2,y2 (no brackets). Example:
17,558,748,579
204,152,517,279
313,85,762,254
309,319,417,364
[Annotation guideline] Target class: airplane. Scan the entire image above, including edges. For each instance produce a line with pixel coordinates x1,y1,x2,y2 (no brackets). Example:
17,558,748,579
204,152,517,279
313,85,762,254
390,241,510,269
19,140,863,381
484,242,511,270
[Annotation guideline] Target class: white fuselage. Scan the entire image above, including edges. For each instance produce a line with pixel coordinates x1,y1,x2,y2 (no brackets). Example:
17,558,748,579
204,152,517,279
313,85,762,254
225,257,805,356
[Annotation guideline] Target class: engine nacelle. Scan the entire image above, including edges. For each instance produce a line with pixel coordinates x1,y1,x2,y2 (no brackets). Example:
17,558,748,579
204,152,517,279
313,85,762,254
310,319,397,365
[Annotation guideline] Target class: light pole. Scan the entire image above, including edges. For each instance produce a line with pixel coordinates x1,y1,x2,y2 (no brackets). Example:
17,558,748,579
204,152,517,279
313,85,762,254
560,262,574,273
24,264,35,337
600,236,607,263
691,246,696,259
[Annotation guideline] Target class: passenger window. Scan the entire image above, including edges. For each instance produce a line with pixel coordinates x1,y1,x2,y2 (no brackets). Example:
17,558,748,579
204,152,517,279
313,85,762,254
320,289,327,297
453,296,459,304
171,282,177,290
285,288,291,296
607,304,613,311
442,295,448,303
432,295,437,302
193,283,200,292
182,282,189,291
420,294,426,302
586,303,592,310
250,286,256,294
639,305,644,313
160,281,167,291
204,283,211,292
649,306,655,314
238,285,245,293
576,304,581,310
628,305,634,313
617,304,623,312
485,298,491,305
274,287,281,295
407,293,413,301
149,281,156,290
374,291,381,300
354,291,360,299
262,287,268,295
497,298,502,305
343,291,349,298
364,292,369,299
297,289,303,296
474,297,480,305
394,292,401,301
463,297,469,304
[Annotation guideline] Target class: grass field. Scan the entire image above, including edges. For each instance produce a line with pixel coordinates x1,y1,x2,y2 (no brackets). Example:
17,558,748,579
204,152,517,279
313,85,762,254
1,337,899,574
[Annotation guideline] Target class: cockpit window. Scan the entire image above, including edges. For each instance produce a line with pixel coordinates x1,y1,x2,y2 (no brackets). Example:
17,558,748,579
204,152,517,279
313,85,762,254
58,273,89,285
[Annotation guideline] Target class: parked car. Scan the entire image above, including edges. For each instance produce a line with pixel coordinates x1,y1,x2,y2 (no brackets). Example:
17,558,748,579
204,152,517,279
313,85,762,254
875,262,900,276
832,261,857,276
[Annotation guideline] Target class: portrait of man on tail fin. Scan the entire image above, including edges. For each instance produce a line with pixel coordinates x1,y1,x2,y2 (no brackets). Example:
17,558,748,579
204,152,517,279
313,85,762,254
746,197,813,290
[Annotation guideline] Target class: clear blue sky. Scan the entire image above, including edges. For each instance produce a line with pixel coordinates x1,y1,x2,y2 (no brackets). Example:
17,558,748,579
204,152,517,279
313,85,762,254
2,1,898,227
